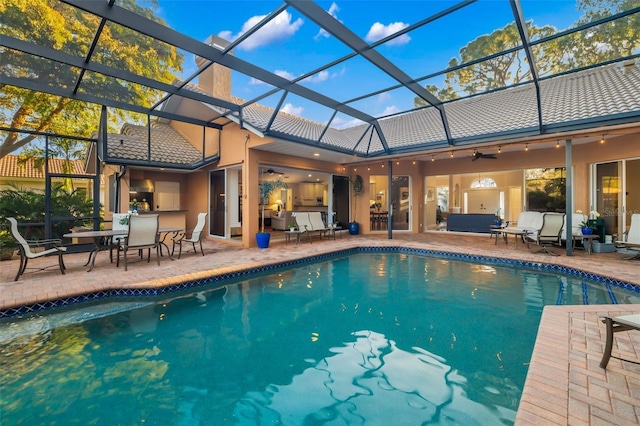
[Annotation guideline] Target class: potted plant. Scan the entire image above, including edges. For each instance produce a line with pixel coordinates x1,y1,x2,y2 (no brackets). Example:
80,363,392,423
257,176,287,248
580,218,595,235
348,174,363,235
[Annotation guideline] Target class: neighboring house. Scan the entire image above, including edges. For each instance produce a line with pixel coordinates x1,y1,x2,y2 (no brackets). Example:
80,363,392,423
0,154,102,200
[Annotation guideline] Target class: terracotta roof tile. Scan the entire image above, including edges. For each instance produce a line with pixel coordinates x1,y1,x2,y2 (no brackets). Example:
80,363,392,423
106,123,203,165
0,155,86,179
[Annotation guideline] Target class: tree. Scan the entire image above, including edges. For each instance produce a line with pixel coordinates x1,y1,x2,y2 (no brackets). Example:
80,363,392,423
0,0,184,158
415,22,556,105
415,0,640,105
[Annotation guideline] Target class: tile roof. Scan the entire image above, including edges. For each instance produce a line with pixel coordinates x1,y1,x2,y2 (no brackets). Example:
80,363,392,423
0,154,86,179
229,62,640,154
119,61,640,163
105,123,203,165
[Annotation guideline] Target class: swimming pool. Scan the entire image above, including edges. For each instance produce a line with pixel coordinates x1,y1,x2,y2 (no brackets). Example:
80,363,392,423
1,252,638,425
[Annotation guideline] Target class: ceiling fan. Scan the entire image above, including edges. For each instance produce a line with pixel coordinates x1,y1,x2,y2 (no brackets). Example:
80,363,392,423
472,151,497,161
264,168,285,175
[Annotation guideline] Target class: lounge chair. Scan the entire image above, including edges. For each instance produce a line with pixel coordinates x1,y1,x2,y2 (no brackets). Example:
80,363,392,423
600,314,640,368
7,217,66,281
615,213,640,260
292,212,314,243
500,211,543,248
172,212,207,259
116,214,160,271
308,212,330,236
525,212,565,256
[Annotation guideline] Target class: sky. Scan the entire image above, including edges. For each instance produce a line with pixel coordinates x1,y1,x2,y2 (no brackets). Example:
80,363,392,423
153,0,585,127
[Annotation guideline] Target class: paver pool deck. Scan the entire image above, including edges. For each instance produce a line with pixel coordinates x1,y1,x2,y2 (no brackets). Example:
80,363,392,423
1,231,638,424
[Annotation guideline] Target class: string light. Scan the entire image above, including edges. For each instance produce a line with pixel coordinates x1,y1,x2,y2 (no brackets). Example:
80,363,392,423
431,155,435,162
396,161,400,165
412,160,416,165
600,134,605,144
525,144,528,151
367,167,370,171
498,146,501,153
450,151,454,158
556,141,560,148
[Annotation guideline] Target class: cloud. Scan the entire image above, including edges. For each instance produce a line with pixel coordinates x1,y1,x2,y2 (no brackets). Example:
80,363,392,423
218,11,303,51
378,105,400,117
274,70,297,80
332,116,365,129
315,2,341,40
249,69,332,86
365,22,411,46
302,70,329,83
281,103,304,116
377,92,392,103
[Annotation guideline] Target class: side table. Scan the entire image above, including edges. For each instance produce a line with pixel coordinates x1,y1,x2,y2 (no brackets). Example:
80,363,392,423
285,230,306,245
574,234,599,255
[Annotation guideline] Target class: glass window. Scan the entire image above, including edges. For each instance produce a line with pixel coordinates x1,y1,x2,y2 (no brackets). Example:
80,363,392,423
525,168,566,212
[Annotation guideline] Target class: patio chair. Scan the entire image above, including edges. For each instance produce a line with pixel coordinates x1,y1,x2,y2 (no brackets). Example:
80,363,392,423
7,217,67,281
292,212,313,243
615,213,640,260
600,314,640,368
109,213,130,262
116,214,160,271
308,212,330,237
525,212,565,256
172,212,207,259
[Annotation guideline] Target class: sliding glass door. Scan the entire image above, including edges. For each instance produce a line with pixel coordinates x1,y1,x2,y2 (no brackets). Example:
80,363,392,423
594,158,640,240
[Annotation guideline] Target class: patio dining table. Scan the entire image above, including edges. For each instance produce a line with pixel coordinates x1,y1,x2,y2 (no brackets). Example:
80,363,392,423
63,227,183,271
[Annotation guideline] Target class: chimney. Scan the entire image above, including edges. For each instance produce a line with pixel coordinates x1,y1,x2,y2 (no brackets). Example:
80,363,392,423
196,34,232,100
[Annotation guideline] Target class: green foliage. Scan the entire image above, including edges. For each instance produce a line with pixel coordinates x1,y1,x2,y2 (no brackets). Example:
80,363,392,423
525,168,566,212
416,0,640,104
0,182,95,240
0,0,184,158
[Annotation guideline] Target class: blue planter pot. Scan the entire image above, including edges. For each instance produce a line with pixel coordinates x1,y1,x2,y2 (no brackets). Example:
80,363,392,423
256,232,271,248
348,222,360,235
581,227,593,235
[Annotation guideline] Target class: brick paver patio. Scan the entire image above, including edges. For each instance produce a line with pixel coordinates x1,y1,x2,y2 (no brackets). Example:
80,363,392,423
1,231,638,424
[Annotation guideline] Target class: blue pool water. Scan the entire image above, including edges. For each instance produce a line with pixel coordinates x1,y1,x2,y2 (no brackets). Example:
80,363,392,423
1,253,638,425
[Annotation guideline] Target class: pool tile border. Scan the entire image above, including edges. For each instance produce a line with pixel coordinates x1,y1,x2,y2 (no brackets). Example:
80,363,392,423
1,246,638,319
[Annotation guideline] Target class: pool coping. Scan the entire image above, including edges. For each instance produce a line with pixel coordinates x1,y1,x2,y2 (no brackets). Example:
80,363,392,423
516,304,640,425
2,245,638,319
